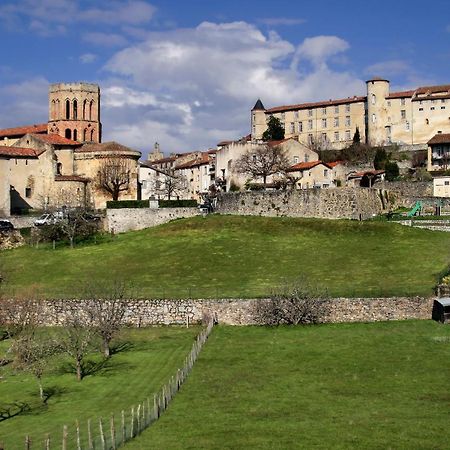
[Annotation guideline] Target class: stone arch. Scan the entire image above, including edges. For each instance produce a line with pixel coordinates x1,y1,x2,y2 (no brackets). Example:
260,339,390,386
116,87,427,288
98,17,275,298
51,100,56,119
56,162,63,175
89,100,94,120
83,128,87,141
90,128,95,141
65,128,72,139
73,99,78,120
73,129,78,141
83,99,87,120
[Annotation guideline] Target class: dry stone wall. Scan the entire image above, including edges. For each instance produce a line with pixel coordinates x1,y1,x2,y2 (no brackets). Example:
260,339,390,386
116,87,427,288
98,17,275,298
216,188,390,220
105,207,198,233
34,297,433,326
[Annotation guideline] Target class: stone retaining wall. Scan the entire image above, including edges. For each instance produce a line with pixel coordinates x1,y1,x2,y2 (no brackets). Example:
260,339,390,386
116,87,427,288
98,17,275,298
105,207,199,233
35,297,434,326
216,188,391,220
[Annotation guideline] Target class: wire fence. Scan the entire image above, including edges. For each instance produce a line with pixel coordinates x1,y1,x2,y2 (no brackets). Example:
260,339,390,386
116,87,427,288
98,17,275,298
19,320,214,450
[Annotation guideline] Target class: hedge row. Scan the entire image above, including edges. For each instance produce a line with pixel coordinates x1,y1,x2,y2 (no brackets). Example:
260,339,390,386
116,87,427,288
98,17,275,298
106,200,149,209
159,199,198,208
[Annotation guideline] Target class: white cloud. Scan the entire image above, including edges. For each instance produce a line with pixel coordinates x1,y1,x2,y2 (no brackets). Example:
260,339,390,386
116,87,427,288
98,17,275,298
294,36,350,69
258,17,306,26
83,32,128,47
364,60,410,77
79,53,97,64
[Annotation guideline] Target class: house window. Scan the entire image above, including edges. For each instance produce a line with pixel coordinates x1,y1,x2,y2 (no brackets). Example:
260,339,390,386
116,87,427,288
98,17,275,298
308,109,313,117
25,187,32,198
345,104,350,113
322,107,327,115
405,121,410,131
441,106,446,110
442,99,446,103
294,156,299,164
298,121,303,133
308,119,313,130
252,154,257,163
294,111,299,119
345,116,351,126
372,113,376,123
345,130,351,140
431,107,435,111
322,132,327,142
401,98,406,106
308,133,313,144
305,153,310,162
401,110,406,119
419,108,424,111
290,122,295,133
322,118,327,128
426,118,429,125
334,131,339,141
334,117,339,127
334,105,339,114
324,169,328,177
371,94,376,105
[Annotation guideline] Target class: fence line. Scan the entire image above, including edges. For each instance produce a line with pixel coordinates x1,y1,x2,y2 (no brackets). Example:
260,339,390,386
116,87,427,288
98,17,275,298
20,319,214,450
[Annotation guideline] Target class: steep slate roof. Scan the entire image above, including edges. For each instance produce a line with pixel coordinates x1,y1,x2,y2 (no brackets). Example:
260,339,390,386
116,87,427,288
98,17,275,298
428,133,450,145
0,146,43,158
31,133,80,146
77,141,141,156
266,96,366,113
0,123,47,138
252,99,265,111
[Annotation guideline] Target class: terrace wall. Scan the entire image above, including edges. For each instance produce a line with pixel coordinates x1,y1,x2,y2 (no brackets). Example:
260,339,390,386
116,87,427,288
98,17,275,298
34,296,434,326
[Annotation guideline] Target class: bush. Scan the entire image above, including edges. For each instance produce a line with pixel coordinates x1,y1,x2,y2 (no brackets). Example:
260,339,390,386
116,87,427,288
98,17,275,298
374,148,389,170
385,162,400,181
106,200,149,209
158,199,198,208
229,181,240,192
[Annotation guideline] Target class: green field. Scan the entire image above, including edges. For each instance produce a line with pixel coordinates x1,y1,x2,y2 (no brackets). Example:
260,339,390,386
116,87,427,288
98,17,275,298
2,215,450,298
0,327,199,450
125,321,450,450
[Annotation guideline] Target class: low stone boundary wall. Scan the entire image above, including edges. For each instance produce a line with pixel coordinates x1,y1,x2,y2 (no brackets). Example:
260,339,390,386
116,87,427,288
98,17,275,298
105,207,199,233
36,296,434,326
216,188,391,220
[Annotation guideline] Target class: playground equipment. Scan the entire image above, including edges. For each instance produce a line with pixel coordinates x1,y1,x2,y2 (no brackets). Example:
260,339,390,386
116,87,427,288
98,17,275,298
407,201,423,217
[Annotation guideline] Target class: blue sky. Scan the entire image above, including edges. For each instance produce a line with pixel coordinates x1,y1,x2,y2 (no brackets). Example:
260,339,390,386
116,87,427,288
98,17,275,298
1,0,449,155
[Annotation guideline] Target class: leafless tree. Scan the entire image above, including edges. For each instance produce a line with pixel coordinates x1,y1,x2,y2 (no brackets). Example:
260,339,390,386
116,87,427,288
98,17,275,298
11,331,59,401
0,298,41,341
153,170,187,200
84,281,128,358
98,157,133,201
62,311,97,381
254,280,329,325
234,144,290,186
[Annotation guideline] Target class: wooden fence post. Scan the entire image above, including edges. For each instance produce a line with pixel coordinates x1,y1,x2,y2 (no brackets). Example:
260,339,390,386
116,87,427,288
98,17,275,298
110,414,116,450
121,410,126,444
45,434,50,450
130,407,135,438
62,425,68,450
99,418,106,450
76,420,81,450
136,404,141,434
87,419,93,450
25,435,31,450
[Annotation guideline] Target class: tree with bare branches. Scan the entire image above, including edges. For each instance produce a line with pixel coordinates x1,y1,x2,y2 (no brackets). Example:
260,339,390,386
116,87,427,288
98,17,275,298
254,280,329,325
234,144,290,186
153,170,187,200
98,157,133,201
84,281,128,358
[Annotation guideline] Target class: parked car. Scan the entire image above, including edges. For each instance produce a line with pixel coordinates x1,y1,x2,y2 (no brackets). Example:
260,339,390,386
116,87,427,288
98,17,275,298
34,213,60,227
0,219,14,231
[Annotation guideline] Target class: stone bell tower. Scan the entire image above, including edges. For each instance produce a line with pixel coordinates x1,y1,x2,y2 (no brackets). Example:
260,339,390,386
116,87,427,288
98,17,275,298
48,82,102,143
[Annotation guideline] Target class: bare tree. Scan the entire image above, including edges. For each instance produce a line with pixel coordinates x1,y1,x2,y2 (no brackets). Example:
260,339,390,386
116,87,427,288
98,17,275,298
62,311,96,381
254,280,329,325
0,298,41,341
234,144,290,186
98,157,133,201
153,170,187,200
85,281,128,358
11,332,59,401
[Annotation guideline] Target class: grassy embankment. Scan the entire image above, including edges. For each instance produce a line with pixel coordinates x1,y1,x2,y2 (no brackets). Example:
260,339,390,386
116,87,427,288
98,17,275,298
2,215,450,298
0,326,199,450
125,321,450,450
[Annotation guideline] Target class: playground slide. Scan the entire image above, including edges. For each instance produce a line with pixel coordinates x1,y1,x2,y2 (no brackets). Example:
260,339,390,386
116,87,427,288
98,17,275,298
407,201,422,217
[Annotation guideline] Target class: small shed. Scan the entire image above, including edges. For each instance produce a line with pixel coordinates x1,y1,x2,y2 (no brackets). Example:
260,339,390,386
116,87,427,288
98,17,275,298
432,298,450,323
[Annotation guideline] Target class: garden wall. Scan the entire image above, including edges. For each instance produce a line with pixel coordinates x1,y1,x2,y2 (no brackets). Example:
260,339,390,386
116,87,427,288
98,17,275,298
105,207,198,233
216,188,391,220
36,296,433,326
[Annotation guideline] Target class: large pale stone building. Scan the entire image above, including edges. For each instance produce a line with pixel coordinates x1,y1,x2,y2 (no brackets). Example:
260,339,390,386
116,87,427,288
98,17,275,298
0,82,140,216
252,78,450,150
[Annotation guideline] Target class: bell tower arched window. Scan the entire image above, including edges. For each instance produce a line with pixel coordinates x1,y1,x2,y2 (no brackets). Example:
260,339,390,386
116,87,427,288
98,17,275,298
73,129,77,141
65,100,70,120
65,128,71,139
73,100,78,120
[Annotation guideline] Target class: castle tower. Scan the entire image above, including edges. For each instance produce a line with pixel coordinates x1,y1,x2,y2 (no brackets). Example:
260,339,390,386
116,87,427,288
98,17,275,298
251,99,266,140
48,82,102,143
148,142,164,161
366,78,390,146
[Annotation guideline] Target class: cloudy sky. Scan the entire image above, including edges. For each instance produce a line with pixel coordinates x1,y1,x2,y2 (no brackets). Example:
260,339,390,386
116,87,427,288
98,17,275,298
1,0,449,156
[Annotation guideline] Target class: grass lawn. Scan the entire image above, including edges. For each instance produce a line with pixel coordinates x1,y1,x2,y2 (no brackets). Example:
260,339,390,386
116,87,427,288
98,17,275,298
125,321,450,450
0,326,199,450
2,215,450,298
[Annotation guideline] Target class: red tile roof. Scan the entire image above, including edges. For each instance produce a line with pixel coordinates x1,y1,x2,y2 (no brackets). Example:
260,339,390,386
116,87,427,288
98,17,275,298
287,161,327,172
0,123,47,139
32,133,80,146
415,84,450,95
176,152,211,169
0,146,42,158
77,141,141,156
327,160,343,168
348,169,385,178
386,90,415,99
266,96,366,114
428,133,450,145
55,175,90,182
